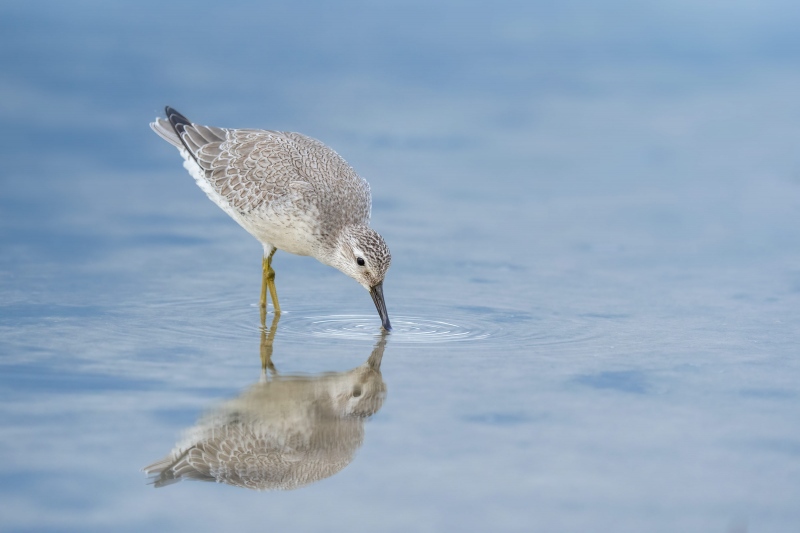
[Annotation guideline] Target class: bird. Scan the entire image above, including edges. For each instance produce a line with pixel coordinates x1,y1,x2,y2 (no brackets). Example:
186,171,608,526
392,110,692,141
150,107,392,330
143,322,388,490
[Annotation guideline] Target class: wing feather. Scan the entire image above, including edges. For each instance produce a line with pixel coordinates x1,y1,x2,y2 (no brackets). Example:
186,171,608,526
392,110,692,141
152,108,371,224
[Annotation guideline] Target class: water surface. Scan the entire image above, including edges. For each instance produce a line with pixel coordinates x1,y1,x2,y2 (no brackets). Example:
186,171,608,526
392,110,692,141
2,1,800,532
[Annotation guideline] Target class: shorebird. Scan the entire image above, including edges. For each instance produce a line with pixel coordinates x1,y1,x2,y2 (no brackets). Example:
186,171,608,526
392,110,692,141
150,107,392,330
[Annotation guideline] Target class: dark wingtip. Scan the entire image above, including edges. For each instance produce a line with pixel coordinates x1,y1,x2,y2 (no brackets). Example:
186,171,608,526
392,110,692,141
162,106,200,163
164,106,191,133
164,106,183,119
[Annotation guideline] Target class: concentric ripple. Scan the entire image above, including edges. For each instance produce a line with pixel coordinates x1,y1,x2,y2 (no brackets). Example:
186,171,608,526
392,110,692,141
111,293,607,353
275,307,606,351
278,315,490,343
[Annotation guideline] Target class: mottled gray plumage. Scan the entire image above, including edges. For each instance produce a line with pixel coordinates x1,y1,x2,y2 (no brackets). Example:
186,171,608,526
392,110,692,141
150,107,392,329
143,339,387,490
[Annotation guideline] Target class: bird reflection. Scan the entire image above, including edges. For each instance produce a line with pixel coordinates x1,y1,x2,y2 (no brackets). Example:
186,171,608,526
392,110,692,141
143,312,388,490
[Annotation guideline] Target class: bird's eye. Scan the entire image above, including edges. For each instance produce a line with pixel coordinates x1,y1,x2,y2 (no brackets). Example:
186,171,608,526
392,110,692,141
356,257,365,266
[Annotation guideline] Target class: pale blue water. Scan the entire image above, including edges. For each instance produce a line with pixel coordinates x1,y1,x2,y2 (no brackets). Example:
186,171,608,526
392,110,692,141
2,1,800,531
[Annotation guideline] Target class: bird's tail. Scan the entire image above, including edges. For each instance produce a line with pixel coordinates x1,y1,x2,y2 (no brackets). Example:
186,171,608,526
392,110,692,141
149,106,184,149
149,106,196,150
150,106,227,167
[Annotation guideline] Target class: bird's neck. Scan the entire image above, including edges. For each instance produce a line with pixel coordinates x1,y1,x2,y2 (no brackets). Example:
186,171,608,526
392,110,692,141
317,227,351,270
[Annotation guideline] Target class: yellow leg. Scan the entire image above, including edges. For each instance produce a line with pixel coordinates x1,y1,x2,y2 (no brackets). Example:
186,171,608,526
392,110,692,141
260,248,281,314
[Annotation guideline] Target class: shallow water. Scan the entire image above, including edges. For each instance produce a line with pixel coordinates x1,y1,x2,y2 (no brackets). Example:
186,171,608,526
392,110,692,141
2,1,800,532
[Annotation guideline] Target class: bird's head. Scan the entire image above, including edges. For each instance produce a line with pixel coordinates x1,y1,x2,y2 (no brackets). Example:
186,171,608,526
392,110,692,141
331,225,392,331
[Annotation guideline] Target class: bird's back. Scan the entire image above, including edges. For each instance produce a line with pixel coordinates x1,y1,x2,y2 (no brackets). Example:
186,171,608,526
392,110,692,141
151,111,372,242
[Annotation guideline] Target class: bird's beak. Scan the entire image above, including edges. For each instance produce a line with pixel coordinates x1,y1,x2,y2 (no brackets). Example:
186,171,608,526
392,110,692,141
369,281,392,331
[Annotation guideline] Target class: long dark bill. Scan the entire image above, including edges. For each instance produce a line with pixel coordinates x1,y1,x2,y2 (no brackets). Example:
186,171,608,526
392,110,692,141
369,281,392,331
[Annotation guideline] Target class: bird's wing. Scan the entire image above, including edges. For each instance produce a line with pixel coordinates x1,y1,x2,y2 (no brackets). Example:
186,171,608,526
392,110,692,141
200,128,309,211
153,110,371,220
